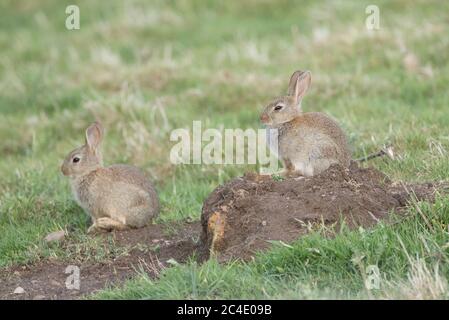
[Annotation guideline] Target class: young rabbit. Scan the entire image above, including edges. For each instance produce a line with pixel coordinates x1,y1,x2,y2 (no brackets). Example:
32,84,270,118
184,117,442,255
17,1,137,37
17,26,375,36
61,122,160,233
260,70,351,177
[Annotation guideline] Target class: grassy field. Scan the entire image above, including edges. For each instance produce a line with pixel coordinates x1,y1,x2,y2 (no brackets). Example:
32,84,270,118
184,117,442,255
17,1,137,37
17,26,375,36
1,0,449,299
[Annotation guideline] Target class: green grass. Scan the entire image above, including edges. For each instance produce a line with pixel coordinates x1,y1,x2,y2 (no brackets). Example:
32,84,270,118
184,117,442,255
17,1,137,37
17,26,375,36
95,197,449,299
1,0,449,299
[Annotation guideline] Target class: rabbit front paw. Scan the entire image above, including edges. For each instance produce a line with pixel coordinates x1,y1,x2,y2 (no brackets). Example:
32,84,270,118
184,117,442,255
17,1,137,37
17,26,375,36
87,223,99,234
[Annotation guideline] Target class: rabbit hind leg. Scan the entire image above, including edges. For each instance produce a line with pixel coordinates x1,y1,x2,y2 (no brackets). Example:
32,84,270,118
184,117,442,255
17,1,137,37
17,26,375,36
123,205,153,228
310,158,337,176
95,217,128,231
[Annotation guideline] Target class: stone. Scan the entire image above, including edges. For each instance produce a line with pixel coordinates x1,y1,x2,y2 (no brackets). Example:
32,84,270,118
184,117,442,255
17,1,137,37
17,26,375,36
14,286,25,294
44,230,66,243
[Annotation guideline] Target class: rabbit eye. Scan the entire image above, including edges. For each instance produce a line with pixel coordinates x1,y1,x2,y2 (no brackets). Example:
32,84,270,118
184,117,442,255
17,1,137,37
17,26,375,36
274,104,283,111
72,157,80,163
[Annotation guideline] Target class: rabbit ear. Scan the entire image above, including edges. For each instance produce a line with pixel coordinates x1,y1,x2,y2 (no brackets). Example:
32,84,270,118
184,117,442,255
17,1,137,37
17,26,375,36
85,122,104,151
288,70,311,106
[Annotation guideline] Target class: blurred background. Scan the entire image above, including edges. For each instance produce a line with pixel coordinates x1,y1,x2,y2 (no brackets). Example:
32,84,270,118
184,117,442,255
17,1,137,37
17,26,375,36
1,0,449,267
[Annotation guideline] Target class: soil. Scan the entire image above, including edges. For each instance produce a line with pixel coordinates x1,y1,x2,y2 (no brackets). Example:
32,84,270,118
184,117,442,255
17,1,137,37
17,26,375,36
0,222,200,300
198,163,448,262
1,163,448,300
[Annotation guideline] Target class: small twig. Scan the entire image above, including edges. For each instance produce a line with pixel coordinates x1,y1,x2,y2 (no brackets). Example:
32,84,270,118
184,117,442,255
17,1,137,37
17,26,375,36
357,145,395,162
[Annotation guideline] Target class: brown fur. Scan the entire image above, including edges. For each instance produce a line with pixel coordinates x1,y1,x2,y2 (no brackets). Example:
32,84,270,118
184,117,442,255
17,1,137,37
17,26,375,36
61,122,160,233
260,71,351,176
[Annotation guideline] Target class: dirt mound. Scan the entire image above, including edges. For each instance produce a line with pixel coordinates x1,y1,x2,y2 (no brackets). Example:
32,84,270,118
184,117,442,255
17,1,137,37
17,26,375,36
0,222,200,300
199,163,446,262
1,164,447,300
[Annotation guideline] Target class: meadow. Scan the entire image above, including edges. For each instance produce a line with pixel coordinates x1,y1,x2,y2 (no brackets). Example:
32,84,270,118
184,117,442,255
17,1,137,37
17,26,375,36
1,0,449,299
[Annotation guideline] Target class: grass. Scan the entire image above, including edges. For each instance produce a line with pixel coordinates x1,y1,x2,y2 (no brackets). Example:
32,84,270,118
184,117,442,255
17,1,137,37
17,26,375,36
1,0,449,299
95,197,449,299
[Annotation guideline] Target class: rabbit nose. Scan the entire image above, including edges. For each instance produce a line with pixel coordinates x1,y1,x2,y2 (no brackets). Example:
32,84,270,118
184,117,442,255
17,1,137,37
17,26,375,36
260,113,269,123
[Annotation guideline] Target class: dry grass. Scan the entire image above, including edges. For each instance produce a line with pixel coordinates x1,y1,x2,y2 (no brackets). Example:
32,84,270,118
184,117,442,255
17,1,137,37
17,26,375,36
1,0,449,299
383,258,447,299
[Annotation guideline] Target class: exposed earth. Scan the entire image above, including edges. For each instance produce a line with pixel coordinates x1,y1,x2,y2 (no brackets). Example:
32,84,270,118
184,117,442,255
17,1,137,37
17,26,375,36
1,163,447,299
0,223,200,300
198,163,448,261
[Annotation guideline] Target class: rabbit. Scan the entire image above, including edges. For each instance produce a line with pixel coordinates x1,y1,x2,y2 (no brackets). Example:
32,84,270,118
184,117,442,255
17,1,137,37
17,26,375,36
260,70,351,177
61,122,160,233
